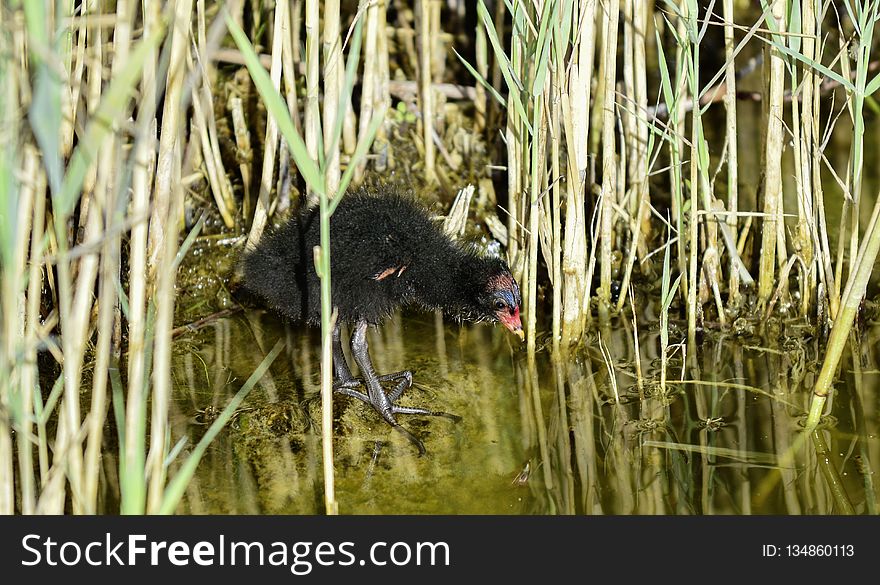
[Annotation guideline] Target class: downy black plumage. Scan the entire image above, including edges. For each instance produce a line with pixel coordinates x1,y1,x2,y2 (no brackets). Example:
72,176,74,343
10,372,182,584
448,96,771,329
240,188,523,453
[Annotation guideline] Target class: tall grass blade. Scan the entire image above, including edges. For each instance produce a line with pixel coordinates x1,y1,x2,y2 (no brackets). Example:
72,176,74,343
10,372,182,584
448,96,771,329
158,339,285,514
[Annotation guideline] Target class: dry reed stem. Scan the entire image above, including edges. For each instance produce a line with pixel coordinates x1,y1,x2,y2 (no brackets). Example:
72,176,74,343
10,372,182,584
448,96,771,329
82,0,134,514
0,75,15,508
474,16,487,133
323,0,342,198
418,0,436,182
551,88,562,351
122,0,161,517
685,0,700,344
229,95,253,215
794,1,816,317
375,2,391,149
148,1,192,277
145,0,195,514
281,0,302,139
3,149,37,514
722,0,740,305
305,0,321,203
598,0,620,320
525,70,547,356
356,0,380,184
191,62,235,227
20,157,48,515
245,1,284,251
758,0,787,308
632,0,650,262
560,0,595,346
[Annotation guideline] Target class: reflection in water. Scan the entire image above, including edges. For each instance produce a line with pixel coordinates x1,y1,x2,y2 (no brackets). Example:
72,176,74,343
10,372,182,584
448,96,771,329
169,308,879,515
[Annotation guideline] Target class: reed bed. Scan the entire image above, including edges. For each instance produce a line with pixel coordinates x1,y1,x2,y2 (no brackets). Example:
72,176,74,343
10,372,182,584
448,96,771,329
0,0,878,515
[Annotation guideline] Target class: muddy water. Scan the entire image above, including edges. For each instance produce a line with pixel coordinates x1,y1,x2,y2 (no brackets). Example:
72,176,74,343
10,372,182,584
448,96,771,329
172,311,530,514
168,302,880,515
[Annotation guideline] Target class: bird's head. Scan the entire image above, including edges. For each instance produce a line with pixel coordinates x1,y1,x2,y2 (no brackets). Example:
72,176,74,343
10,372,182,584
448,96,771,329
480,261,524,341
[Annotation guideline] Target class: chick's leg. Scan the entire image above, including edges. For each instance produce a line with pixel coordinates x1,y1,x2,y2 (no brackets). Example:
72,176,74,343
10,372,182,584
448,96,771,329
332,322,414,400
347,319,426,454
347,320,460,419
332,322,362,393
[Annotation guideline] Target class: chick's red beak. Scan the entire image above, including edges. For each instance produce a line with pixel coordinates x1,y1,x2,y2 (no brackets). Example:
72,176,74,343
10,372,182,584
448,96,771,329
498,306,525,341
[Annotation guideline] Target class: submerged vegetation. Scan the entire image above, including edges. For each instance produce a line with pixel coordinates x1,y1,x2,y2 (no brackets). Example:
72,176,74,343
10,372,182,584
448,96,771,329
0,0,879,515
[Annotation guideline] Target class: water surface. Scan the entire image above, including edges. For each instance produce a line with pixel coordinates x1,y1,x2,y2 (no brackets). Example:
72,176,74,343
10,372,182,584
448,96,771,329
169,306,880,514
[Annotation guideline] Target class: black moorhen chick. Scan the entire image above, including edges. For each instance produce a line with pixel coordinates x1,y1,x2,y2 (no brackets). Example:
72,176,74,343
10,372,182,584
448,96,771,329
240,188,523,453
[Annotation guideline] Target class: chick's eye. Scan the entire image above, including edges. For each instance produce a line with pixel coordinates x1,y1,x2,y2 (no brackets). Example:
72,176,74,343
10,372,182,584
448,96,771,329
494,300,506,310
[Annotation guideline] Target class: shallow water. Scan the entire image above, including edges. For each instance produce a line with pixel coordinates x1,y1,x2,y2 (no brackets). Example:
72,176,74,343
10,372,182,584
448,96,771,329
168,305,880,515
